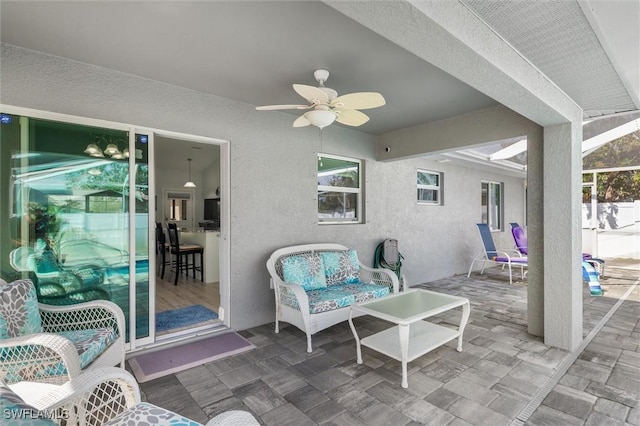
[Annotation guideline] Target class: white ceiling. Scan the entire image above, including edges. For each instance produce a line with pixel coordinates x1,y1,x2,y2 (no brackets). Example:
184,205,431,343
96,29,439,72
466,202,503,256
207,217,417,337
154,136,219,173
1,0,638,137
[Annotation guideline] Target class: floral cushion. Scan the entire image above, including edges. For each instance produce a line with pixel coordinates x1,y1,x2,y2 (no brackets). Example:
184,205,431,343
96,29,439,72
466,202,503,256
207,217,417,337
321,250,360,285
282,253,327,291
281,282,390,314
0,381,54,425
58,327,117,369
0,279,43,339
103,402,202,426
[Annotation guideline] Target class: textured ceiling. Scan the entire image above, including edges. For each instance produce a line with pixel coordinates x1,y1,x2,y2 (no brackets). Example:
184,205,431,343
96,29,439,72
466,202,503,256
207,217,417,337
461,0,639,117
1,0,637,136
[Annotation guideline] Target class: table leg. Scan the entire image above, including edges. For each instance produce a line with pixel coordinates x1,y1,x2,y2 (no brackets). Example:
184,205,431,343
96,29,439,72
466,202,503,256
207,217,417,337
348,309,362,364
457,302,471,352
399,324,409,388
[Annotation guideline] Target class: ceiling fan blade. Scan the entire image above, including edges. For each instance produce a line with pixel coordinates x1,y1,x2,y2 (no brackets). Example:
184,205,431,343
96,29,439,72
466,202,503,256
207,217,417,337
331,92,386,110
292,114,311,128
335,109,370,126
256,104,310,110
293,84,329,104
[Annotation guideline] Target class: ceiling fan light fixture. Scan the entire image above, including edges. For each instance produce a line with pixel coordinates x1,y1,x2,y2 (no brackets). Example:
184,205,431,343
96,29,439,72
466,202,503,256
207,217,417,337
305,110,337,129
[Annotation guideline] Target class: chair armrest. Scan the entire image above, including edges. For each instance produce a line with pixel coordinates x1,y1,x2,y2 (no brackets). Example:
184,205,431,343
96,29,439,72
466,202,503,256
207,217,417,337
359,264,400,293
29,367,141,424
0,333,81,384
495,249,526,260
39,300,125,340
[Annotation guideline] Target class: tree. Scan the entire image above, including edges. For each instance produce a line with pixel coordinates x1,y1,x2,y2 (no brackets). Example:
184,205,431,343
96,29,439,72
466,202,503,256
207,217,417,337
583,131,640,202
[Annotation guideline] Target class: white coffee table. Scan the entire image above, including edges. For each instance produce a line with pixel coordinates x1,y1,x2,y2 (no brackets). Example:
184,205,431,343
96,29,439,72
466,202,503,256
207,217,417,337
348,288,470,388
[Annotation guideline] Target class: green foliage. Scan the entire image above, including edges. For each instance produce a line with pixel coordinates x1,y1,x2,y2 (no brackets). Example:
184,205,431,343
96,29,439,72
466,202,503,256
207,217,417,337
27,202,63,246
583,131,640,169
583,131,640,202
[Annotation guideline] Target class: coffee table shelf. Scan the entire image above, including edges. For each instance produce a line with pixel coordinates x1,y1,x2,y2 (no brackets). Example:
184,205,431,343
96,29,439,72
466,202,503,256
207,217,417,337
360,321,460,362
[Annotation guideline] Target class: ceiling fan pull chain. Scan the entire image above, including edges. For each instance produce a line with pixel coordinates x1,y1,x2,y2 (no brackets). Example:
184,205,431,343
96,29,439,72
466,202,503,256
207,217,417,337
318,128,324,166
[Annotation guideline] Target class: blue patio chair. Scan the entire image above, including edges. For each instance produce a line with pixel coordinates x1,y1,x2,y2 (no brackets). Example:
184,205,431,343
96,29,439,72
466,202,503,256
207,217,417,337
467,223,527,284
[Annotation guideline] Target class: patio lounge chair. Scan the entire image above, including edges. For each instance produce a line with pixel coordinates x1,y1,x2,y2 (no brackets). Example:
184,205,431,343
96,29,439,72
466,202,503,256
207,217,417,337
511,224,605,295
467,223,527,284
511,223,605,276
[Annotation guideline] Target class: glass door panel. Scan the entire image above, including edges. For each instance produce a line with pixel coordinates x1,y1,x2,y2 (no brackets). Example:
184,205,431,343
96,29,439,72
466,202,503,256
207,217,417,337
133,132,151,342
0,112,150,343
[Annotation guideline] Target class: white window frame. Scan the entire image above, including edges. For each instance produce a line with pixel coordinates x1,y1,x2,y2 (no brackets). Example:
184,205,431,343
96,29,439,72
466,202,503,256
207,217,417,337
317,153,363,224
481,180,504,231
417,169,443,205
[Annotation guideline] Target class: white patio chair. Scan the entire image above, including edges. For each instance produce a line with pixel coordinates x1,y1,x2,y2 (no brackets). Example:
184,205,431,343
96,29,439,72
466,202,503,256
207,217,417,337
0,278,125,386
2,367,259,426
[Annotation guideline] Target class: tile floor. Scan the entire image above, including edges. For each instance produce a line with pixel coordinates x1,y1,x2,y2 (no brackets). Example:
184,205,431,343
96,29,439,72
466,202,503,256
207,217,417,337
135,261,639,425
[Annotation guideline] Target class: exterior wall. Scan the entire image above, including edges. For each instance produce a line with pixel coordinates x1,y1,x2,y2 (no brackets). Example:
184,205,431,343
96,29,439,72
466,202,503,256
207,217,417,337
0,44,525,330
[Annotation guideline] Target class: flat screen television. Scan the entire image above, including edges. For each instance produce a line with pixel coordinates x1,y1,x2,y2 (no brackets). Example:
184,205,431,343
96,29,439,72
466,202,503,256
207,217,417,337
204,198,220,222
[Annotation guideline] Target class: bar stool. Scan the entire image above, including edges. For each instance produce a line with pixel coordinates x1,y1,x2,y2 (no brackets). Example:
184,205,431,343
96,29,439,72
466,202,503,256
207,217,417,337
155,222,170,279
167,223,204,285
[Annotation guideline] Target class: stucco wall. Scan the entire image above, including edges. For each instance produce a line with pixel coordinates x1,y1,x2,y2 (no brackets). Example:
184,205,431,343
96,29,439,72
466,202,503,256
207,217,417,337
1,44,525,330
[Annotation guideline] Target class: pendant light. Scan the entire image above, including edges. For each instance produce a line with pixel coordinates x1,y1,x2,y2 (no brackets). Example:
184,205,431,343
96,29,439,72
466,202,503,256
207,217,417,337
184,158,196,188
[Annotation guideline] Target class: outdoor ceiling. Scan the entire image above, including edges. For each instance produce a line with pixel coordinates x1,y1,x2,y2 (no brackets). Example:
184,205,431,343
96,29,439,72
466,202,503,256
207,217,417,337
1,1,637,137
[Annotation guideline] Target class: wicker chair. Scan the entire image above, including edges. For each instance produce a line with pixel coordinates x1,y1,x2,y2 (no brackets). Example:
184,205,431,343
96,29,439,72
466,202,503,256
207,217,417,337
2,367,259,425
0,278,125,386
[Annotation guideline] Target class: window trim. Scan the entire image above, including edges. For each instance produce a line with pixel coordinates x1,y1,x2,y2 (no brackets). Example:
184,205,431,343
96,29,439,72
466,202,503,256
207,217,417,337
317,153,363,224
417,169,443,205
481,180,504,232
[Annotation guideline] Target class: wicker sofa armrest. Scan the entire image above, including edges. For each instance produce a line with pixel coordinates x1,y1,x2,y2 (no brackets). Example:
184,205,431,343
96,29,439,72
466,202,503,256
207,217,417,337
277,281,310,309
359,263,400,292
0,333,82,385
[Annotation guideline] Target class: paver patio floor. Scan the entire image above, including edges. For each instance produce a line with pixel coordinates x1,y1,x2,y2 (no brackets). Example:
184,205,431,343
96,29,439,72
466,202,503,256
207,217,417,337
134,260,639,425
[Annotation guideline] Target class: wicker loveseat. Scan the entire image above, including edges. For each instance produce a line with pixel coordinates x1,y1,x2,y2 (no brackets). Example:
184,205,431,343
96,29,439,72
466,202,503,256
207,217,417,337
267,243,400,353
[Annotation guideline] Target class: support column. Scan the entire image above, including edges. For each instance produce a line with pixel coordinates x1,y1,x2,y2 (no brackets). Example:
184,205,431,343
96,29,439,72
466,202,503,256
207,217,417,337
543,123,583,350
526,132,544,337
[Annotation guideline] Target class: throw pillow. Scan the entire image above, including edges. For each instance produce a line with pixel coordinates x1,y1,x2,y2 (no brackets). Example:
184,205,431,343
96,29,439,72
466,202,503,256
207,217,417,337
322,250,360,285
282,253,327,291
0,279,43,339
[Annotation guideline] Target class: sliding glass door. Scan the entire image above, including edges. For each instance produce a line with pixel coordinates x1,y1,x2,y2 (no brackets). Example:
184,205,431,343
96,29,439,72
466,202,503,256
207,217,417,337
0,111,152,347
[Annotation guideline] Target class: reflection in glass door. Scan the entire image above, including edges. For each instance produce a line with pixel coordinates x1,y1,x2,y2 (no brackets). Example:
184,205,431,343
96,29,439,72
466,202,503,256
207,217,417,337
0,112,151,346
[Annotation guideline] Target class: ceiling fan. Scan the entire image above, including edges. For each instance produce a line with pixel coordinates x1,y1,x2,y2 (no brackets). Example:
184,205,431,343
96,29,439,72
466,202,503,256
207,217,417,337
256,69,385,129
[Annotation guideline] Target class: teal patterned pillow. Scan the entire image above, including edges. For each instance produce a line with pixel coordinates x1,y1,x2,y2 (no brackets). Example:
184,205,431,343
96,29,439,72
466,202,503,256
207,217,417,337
0,279,43,339
282,253,327,291
322,250,360,285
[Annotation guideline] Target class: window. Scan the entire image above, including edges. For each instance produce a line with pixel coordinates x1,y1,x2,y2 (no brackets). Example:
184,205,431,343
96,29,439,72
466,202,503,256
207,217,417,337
481,181,503,231
317,154,362,223
417,169,443,205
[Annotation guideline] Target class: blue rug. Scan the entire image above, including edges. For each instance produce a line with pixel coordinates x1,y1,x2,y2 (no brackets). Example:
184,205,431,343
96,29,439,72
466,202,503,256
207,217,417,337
156,305,218,332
